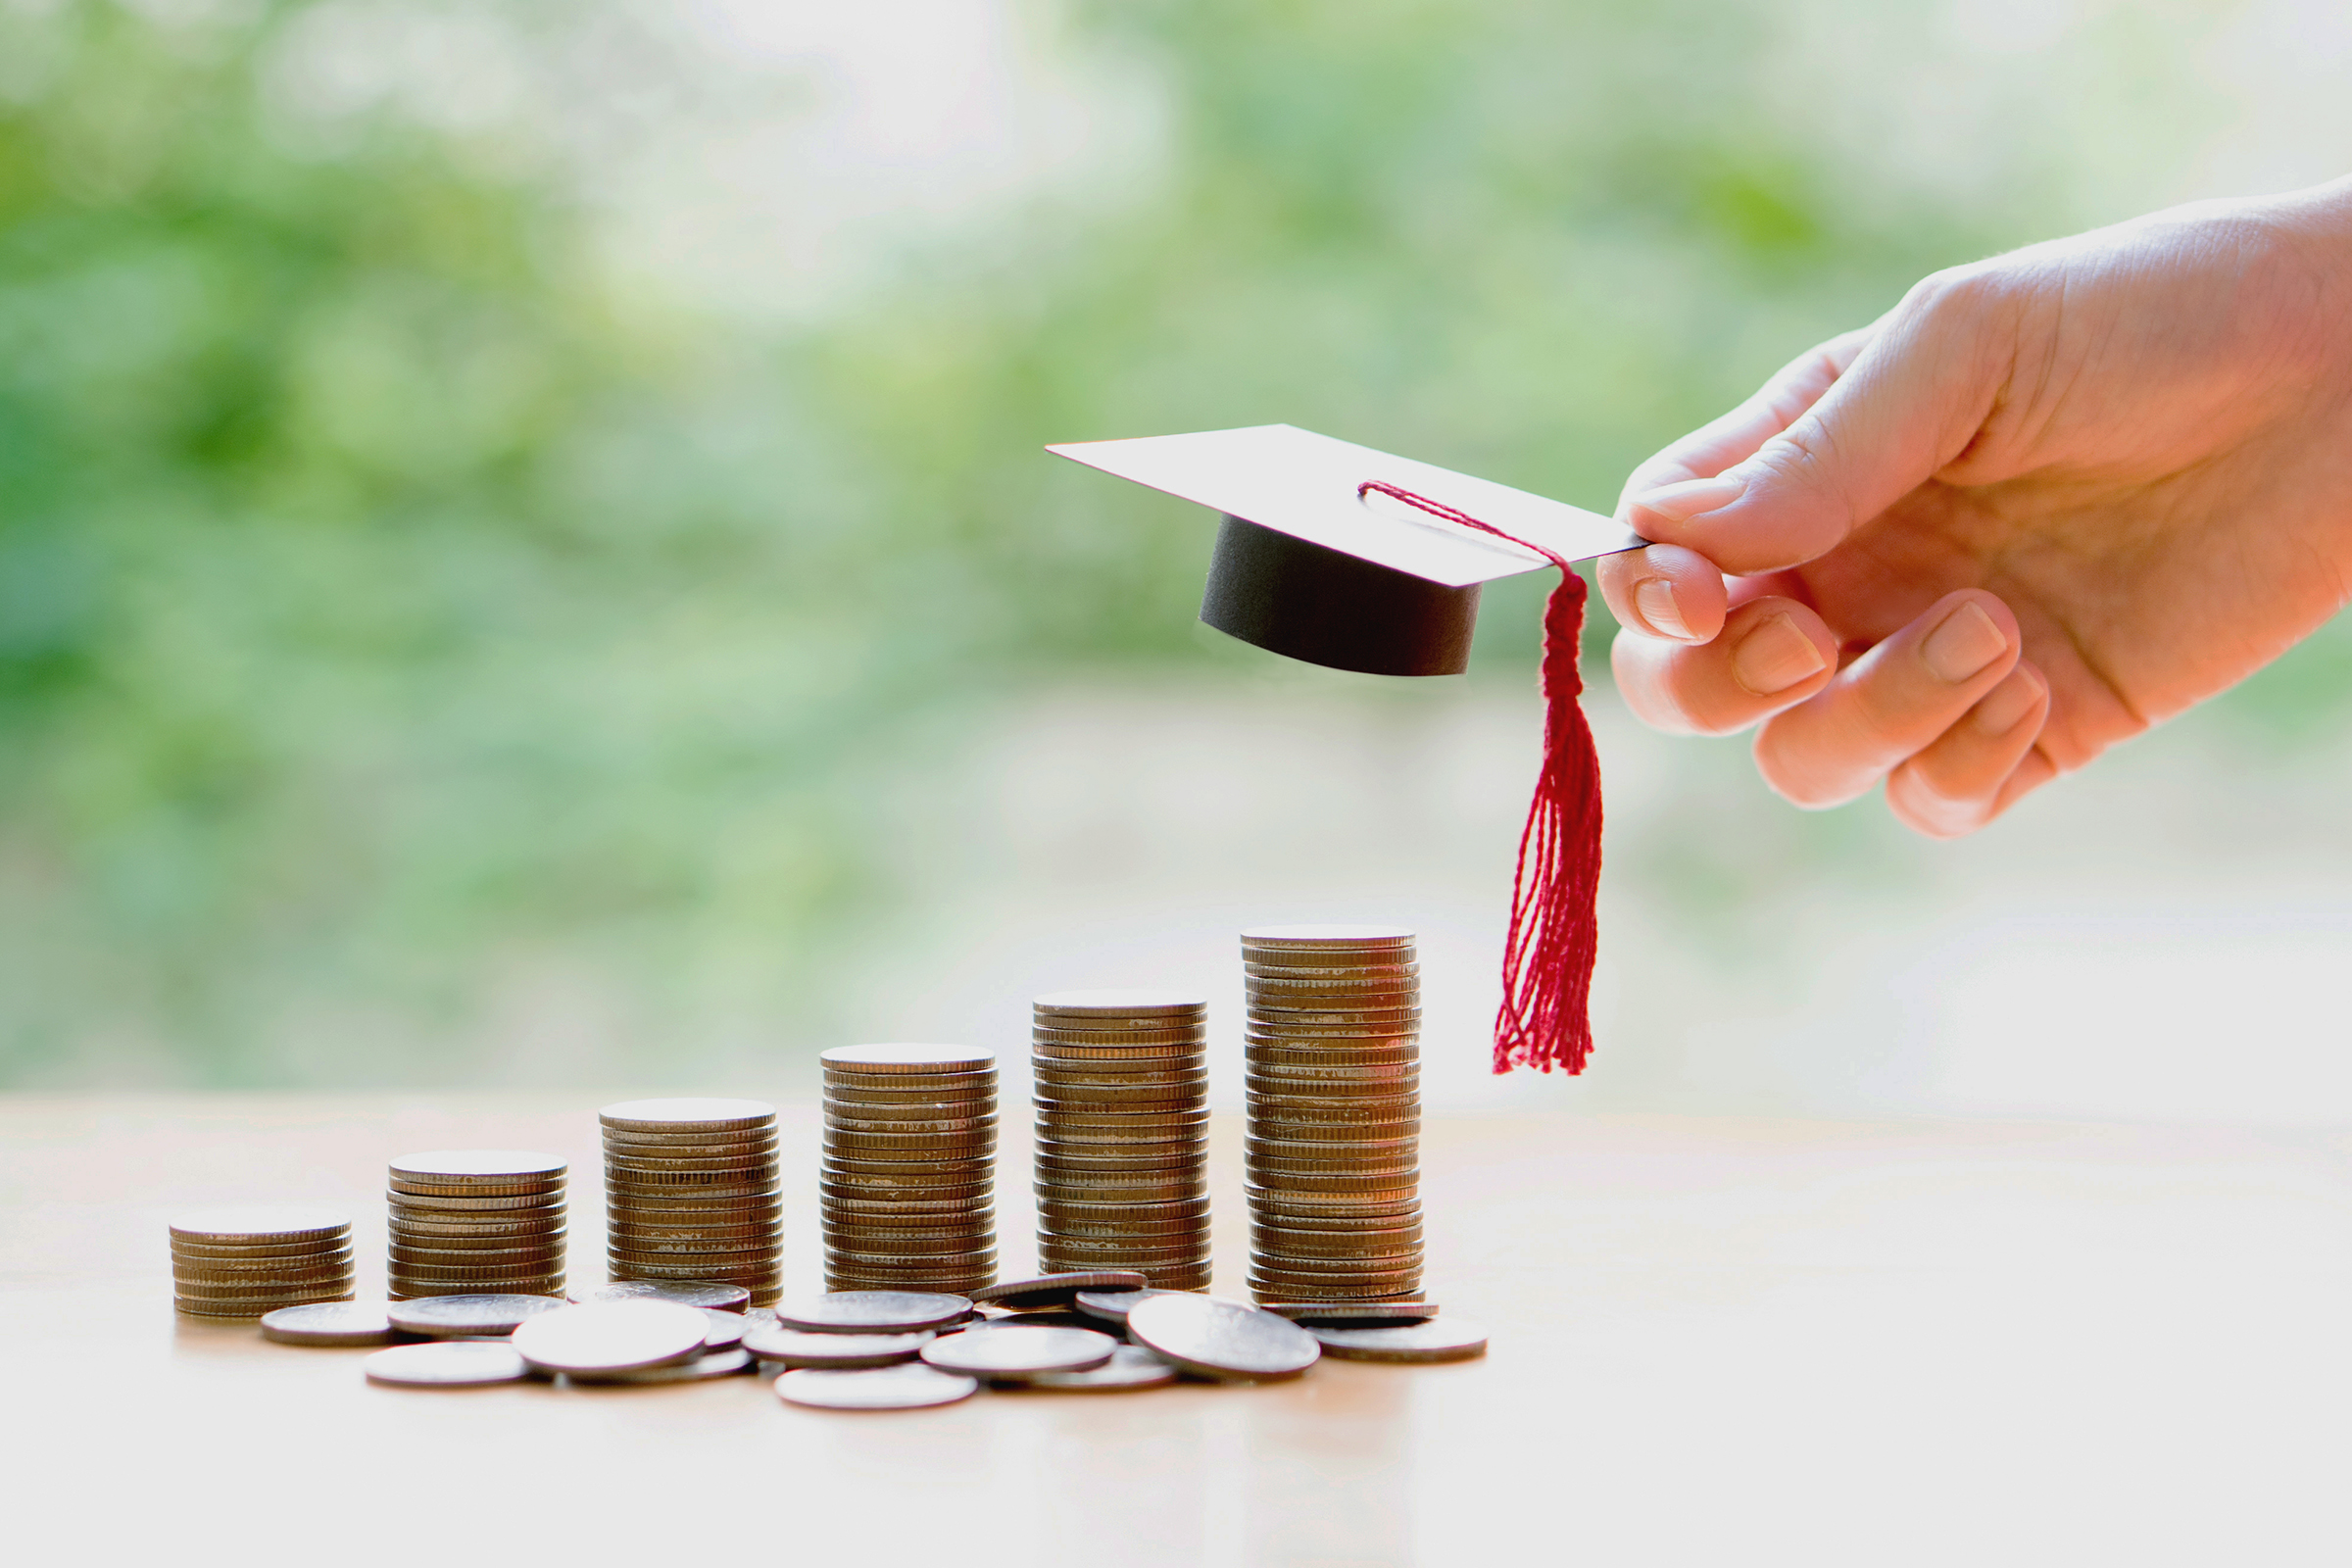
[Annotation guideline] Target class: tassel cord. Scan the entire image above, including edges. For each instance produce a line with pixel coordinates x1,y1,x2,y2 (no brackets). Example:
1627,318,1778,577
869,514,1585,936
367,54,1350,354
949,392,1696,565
1357,480,1604,1074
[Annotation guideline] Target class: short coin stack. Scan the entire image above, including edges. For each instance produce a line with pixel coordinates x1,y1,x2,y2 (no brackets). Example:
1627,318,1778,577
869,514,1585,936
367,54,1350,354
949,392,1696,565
171,1206,355,1319
602,1099,782,1308
1032,990,1211,1291
821,1047,998,1295
387,1151,566,1300
1241,925,1423,1303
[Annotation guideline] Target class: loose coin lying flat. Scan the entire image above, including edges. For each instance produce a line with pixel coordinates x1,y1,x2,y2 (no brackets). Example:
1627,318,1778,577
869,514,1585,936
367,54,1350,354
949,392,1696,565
1012,1345,1180,1393
743,1325,935,1368
386,1294,566,1338
976,1308,1101,1331
510,1300,710,1375
575,1348,756,1384
567,1280,751,1312
920,1325,1116,1377
1307,1318,1489,1362
969,1271,1148,1309
260,1301,402,1347
1073,1288,1186,1324
700,1310,746,1350
776,1364,979,1411
364,1342,532,1387
773,1291,973,1334
1126,1295,1321,1382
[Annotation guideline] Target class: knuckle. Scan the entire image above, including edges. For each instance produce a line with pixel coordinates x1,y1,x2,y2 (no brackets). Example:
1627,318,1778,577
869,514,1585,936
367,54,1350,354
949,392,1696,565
1905,262,2006,327
1750,419,1863,547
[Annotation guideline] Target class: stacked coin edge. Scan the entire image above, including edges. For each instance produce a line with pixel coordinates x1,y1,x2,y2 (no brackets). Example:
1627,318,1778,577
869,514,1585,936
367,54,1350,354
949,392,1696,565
1241,925,1424,1303
602,1099,783,1309
386,1151,567,1301
171,1207,356,1319
820,1046,999,1296
1033,989,1212,1291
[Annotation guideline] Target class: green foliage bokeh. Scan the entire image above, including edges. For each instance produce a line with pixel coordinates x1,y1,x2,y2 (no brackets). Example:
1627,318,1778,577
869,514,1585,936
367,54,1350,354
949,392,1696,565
0,0,2339,1085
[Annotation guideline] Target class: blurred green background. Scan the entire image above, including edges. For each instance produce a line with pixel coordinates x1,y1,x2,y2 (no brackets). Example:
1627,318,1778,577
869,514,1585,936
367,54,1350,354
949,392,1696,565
3,0,2347,1099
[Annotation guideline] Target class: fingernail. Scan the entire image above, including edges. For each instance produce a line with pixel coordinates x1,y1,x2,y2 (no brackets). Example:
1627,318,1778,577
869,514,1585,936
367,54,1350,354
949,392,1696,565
1922,601,2007,684
1634,473,1746,525
1632,577,1691,640
1972,666,2044,735
1732,613,1828,696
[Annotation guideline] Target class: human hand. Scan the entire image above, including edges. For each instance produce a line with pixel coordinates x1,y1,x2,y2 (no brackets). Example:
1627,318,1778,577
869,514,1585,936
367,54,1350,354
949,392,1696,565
1597,177,2352,836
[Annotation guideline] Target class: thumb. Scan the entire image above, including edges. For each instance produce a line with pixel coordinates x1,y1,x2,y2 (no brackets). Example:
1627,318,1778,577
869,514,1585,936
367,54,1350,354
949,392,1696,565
1627,275,2011,575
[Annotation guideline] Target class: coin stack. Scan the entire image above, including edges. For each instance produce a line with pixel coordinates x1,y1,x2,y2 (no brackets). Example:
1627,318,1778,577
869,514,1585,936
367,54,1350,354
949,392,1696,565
386,1152,567,1300
1032,990,1212,1291
1242,925,1423,1303
820,1045,998,1295
601,1099,783,1308
171,1206,355,1319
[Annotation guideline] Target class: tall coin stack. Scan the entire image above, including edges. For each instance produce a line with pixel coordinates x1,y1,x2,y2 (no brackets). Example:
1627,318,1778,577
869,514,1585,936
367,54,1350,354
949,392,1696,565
601,1099,783,1308
1241,925,1424,1303
820,1045,998,1294
170,1206,354,1319
1032,990,1212,1291
386,1152,567,1300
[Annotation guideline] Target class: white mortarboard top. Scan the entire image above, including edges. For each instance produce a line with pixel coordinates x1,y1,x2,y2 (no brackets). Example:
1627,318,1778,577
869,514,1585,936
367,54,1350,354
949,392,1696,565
1049,423,1644,675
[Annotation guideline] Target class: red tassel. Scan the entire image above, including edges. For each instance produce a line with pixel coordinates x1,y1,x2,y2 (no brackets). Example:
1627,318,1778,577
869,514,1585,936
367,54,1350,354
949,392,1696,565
1358,481,1602,1074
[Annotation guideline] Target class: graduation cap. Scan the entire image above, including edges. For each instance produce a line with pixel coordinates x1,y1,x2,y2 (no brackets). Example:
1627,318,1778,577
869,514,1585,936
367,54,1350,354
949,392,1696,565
1046,424,1647,1075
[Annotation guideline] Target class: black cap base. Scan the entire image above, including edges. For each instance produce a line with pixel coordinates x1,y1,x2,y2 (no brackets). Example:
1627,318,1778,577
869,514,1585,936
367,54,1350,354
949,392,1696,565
1199,514,1482,678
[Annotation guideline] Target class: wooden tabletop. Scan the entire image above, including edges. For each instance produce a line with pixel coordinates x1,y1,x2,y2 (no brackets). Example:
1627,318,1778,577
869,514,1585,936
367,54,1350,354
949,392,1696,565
3,1095,2344,1565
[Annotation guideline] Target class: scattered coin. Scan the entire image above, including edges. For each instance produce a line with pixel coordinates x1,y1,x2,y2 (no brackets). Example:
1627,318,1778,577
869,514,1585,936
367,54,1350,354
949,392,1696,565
1012,1345,1181,1393
975,1308,1101,1331
510,1300,710,1375
969,1271,1148,1310
1306,1318,1489,1362
363,1341,532,1387
387,1294,567,1338
567,1280,751,1312
1125,1294,1321,1382
776,1364,980,1411
743,1324,936,1368
919,1325,1117,1377
773,1291,974,1334
1072,1288,1186,1324
259,1301,404,1347
700,1310,746,1350
575,1348,757,1384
